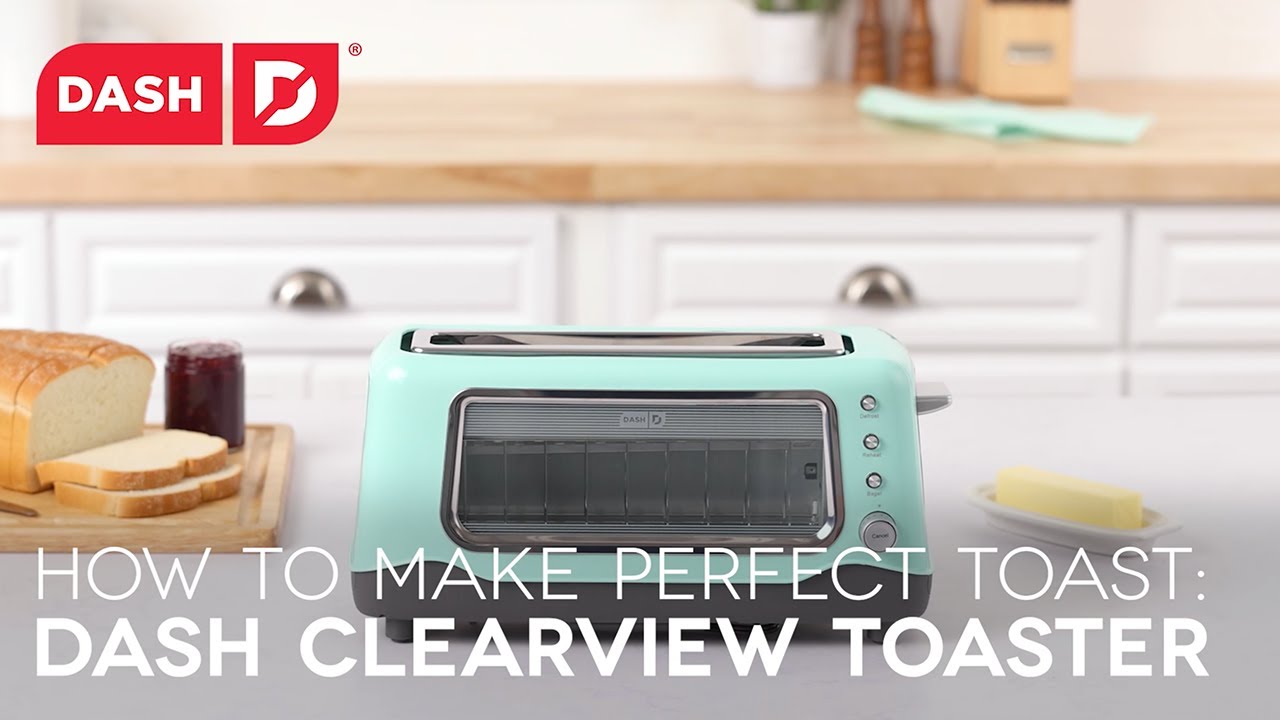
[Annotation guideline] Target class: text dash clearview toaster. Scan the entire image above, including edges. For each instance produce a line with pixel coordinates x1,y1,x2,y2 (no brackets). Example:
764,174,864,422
352,327,950,642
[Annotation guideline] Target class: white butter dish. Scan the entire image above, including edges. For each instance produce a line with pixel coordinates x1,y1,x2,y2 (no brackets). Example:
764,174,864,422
967,483,1182,555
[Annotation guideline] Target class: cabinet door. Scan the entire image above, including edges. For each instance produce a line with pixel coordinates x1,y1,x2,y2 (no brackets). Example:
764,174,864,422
616,206,1126,349
0,212,49,329
912,353,1125,398
53,207,561,353
1132,208,1280,348
1130,353,1280,397
145,355,311,423
144,353,374,423
311,357,371,400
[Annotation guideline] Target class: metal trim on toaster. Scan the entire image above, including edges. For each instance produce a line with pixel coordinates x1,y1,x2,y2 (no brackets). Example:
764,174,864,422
407,330,850,357
439,389,845,551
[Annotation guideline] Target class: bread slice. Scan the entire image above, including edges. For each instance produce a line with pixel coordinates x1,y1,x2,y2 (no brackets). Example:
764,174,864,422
0,330,154,493
35,429,228,492
54,465,243,518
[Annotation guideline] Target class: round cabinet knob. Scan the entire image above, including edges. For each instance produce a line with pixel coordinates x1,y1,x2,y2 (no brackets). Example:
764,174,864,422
840,266,915,308
860,512,897,552
272,268,347,310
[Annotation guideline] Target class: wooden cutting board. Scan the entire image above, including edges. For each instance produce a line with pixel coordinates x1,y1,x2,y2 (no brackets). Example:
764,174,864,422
0,424,294,553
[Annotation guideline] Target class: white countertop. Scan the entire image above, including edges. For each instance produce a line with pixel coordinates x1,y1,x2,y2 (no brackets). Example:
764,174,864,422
2,396,1275,719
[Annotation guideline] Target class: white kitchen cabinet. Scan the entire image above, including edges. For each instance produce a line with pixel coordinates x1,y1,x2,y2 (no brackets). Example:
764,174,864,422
912,352,1125,398
1132,208,1280,348
0,212,49,329
143,354,369,422
144,354,311,418
52,208,561,354
311,357,372,399
26,202,1280,402
616,206,1126,350
1129,353,1280,397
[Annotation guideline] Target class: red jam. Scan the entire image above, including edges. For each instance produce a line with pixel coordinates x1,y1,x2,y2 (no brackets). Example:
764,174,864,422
165,340,245,449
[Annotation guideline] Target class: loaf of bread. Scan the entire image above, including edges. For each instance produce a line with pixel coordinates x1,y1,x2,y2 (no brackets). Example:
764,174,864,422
0,330,154,493
35,429,227,492
54,465,243,518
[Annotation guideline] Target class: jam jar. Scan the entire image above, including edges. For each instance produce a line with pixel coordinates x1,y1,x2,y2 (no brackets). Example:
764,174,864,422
165,339,245,449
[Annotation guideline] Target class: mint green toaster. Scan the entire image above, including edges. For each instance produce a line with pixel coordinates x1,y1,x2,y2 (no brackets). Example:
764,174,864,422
352,327,949,642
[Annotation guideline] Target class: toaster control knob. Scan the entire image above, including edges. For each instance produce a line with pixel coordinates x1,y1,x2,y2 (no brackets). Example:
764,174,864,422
863,434,880,450
860,512,898,553
866,472,883,489
861,395,878,412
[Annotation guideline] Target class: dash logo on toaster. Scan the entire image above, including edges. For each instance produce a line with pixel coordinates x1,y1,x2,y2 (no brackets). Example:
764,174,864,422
35,42,340,145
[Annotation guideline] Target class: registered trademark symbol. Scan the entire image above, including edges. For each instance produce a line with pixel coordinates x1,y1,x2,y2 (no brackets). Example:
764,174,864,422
348,43,362,57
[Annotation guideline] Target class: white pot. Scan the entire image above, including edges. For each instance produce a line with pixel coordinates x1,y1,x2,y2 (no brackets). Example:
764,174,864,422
749,12,825,90
0,0,79,118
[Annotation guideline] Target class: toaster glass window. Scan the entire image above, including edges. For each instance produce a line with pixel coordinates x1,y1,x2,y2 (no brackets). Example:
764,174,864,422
450,395,838,546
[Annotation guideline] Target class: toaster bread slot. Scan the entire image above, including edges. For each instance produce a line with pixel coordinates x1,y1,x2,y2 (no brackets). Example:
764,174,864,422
409,330,850,357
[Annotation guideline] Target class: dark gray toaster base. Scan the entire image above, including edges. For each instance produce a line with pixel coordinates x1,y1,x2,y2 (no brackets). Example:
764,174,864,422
352,562,931,643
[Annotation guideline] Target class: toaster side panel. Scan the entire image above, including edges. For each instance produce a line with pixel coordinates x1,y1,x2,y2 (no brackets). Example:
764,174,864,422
352,330,458,571
830,341,932,575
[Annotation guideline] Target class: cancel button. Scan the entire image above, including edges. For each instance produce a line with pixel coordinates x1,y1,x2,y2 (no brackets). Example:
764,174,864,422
859,512,898,552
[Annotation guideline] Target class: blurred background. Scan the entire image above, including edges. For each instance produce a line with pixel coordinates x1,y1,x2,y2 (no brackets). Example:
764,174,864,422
73,0,1280,81
1,0,1278,421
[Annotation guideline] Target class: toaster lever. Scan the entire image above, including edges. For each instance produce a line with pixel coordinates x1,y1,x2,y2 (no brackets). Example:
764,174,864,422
915,382,952,415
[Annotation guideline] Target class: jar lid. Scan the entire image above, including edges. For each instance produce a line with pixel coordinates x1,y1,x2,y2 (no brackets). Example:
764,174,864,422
167,339,242,372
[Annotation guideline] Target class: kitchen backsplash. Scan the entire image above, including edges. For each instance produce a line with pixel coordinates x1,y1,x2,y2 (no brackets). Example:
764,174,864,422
73,0,1280,81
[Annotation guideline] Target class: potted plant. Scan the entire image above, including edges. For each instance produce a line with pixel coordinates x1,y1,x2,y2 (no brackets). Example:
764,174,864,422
746,0,838,89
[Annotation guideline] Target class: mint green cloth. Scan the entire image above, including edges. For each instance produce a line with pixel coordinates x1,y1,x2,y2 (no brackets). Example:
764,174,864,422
857,86,1151,144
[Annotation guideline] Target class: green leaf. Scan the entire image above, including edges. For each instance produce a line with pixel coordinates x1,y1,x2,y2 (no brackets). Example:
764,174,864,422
752,0,838,12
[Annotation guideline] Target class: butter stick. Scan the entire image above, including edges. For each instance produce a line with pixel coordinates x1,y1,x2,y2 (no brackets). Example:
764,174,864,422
995,466,1143,530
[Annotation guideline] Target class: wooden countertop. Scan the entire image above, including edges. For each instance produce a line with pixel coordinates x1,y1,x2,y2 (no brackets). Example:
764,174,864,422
2,81,1279,204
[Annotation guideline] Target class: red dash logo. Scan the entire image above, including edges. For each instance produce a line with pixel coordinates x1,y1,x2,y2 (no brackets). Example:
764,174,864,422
36,43,223,145
232,43,339,145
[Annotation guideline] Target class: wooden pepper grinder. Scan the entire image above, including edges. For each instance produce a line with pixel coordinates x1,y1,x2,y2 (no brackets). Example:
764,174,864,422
898,0,936,90
853,0,888,84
